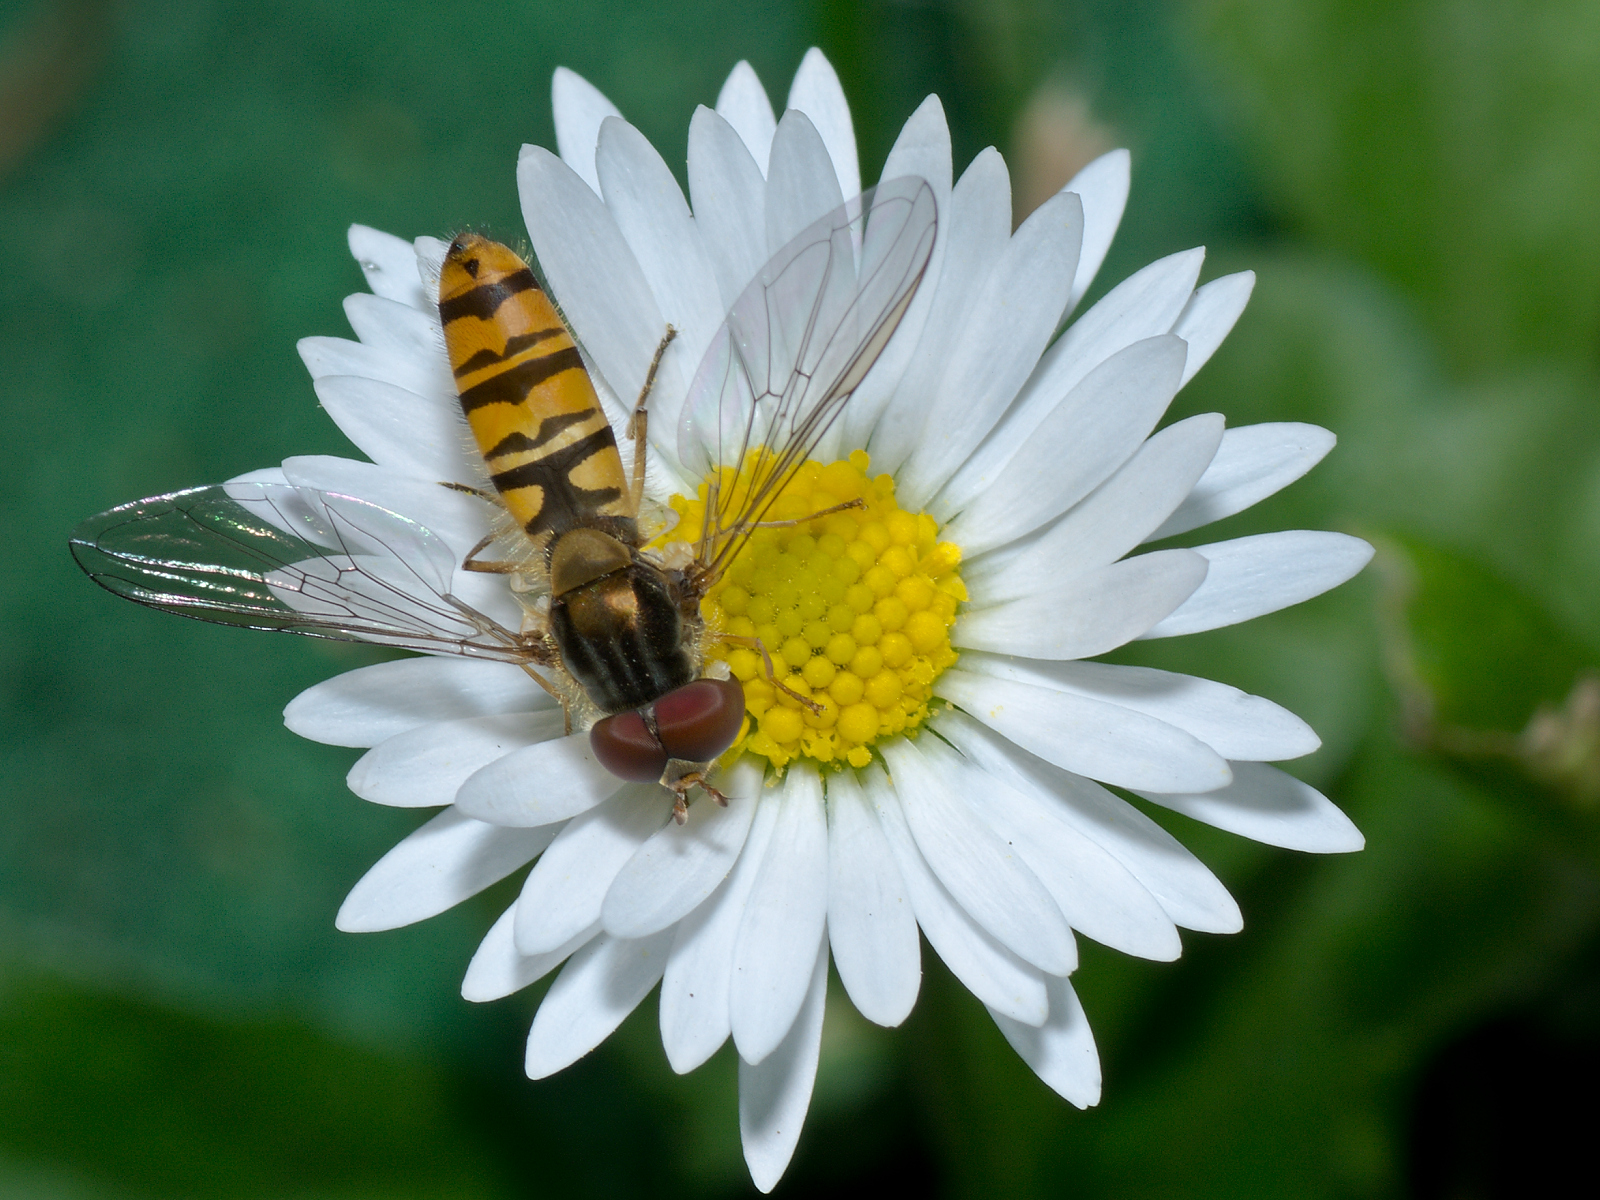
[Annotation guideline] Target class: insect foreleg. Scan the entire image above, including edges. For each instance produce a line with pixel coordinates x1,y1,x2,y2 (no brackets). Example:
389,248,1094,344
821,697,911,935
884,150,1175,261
661,763,728,824
720,633,824,715
626,325,677,515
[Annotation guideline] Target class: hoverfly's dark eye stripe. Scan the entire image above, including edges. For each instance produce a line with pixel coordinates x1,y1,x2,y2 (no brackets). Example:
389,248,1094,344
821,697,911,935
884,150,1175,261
436,268,539,325
452,327,565,378
458,346,585,412
439,237,633,546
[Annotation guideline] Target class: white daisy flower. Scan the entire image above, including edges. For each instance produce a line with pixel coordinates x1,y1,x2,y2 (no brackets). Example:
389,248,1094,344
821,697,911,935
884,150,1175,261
271,50,1369,1192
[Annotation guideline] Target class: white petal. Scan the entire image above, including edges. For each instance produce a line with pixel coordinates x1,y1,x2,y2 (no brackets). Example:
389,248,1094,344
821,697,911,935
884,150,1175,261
595,116,725,439
1137,762,1364,853
961,750,1180,961
602,759,763,938
347,712,565,808
297,334,452,405
312,374,474,483
462,905,598,1003
716,60,778,173
347,224,427,310
739,937,828,1193
1063,149,1130,312
934,667,1232,794
825,770,920,1027
955,549,1208,659
687,106,769,309
341,292,440,357
730,766,829,1064
336,808,558,932
659,790,782,1073
1140,531,1374,638
1150,423,1337,542
786,48,860,203
524,930,674,1079
864,767,1048,1025
453,731,625,827
965,413,1225,602
518,146,684,433
278,455,491,558
550,66,621,194
841,94,954,449
1173,271,1254,386
869,147,1011,476
933,711,1242,935
962,654,1320,762
411,236,448,302
942,333,1188,553
515,786,670,954
950,249,1203,521
285,656,552,748
764,109,845,255
899,189,1084,511
881,740,1076,975
990,975,1101,1107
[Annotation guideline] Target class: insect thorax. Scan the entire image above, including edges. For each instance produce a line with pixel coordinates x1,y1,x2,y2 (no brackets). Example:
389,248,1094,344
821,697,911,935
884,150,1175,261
549,551,697,715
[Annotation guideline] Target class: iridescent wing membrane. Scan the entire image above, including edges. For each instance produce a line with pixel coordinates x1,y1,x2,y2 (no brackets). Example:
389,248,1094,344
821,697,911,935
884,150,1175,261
69,179,938,654
679,177,937,580
69,483,534,661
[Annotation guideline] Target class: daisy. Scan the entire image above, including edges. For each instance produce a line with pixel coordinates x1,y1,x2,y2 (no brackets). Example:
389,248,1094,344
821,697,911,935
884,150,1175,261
274,50,1370,1191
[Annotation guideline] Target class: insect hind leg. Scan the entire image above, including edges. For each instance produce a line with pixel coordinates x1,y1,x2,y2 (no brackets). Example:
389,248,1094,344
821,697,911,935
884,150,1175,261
626,325,677,516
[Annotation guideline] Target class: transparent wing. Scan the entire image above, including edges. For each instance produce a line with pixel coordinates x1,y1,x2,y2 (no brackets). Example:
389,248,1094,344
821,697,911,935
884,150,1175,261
69,482,539,662
677,176,937,581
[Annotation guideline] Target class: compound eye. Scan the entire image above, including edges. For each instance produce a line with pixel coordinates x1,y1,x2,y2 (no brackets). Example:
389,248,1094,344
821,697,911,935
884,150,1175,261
589,710,668,782
653,677,746,764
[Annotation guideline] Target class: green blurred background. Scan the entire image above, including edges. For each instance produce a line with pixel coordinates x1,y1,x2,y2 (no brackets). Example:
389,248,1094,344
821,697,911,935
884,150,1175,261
5,0,1600,1195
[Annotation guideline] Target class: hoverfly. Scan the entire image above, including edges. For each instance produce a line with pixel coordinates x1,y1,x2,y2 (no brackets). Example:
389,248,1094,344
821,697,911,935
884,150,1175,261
71,177,937,819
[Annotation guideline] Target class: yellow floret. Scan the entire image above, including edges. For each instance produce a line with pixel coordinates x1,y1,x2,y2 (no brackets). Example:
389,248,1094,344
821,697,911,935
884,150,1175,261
802,656,836,689
764,706,804,744
669,448,966,776
849,645,884,679
829,671,865,706
838,702,880,743
825,633,856,665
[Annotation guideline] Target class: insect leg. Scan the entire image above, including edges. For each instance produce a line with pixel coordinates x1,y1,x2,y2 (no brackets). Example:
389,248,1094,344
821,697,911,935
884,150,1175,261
660,762,729,824
625,326,677,515
747,497,866,531
517,664,575,734
720,633,824,715
439,480,495,500
459,532,526,575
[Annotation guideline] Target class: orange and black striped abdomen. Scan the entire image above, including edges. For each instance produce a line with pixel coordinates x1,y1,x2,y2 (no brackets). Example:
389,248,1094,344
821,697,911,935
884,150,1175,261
438,235,632,544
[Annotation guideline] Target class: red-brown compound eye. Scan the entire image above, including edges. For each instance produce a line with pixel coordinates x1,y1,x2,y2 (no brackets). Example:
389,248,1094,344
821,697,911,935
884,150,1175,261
653,677,747,764
589,710,668,782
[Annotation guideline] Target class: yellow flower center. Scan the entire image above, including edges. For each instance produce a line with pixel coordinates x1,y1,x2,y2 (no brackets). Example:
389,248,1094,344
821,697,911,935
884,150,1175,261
662,449,965,772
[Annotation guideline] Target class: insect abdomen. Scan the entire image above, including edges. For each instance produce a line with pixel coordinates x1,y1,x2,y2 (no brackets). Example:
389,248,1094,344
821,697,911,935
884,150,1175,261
438,235,632,543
